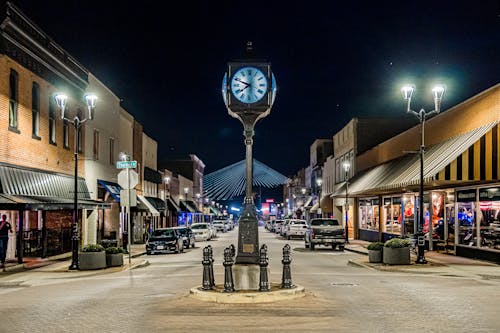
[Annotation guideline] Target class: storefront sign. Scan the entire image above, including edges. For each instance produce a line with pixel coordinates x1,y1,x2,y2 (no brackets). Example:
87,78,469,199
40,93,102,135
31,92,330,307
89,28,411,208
479,187,500,201
457,189,477,202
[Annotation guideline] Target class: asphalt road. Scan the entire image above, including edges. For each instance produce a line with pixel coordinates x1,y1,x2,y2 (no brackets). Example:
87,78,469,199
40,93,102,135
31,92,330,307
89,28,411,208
1,226,499,333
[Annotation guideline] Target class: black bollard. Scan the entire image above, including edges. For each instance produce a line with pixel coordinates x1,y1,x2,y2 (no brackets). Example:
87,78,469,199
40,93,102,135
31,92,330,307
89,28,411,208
202,246,212,290
259,244,270,292
223,246,235,292
207,245,215,288
281,244,293,289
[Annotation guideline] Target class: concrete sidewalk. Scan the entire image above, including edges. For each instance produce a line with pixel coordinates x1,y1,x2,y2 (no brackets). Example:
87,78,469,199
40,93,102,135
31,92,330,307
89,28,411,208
345,239,500,278
1,244,147,274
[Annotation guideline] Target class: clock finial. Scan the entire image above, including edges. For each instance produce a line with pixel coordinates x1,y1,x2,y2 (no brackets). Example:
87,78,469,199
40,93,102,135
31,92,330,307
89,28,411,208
245,41,255,57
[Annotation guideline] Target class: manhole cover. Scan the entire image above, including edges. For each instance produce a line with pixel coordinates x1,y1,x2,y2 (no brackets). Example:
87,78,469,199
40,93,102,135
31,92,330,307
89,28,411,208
330,282,358,287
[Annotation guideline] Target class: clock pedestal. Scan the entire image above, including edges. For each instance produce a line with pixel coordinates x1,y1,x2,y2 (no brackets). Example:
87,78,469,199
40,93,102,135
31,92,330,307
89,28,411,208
235,202,259,265
233,264,260,291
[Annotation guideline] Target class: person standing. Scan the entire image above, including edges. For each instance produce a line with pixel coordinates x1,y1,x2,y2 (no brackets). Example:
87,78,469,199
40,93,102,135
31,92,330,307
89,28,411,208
0,214,13,268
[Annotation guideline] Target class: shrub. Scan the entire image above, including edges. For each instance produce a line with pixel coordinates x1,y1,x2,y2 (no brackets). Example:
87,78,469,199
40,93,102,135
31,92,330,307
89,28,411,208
384,238,411,248
367,242,384,251
81,244,105,252
105,246,124,255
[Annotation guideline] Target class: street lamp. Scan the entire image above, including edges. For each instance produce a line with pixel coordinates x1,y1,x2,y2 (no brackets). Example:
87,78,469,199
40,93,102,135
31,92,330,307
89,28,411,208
316,178,323,218
54,92,97,270
184,187,189,226
164,176,170,227
343,161,351,244
401,83,445,264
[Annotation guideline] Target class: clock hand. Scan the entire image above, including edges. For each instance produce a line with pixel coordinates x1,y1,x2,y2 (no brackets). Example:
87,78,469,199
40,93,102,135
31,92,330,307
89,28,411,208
235,78,250,86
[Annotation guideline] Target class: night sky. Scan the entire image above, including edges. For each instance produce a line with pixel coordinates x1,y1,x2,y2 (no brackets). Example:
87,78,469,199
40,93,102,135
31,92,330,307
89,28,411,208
12,1,500,177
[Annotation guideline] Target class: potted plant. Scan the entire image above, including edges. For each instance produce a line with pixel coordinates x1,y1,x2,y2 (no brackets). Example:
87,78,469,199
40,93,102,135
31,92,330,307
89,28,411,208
105,246,124,267
79,244,106,270
367,242,384,263
383,238,411,265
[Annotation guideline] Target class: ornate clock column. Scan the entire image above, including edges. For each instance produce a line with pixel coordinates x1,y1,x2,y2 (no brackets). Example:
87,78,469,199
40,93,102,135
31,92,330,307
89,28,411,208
222,42,277,267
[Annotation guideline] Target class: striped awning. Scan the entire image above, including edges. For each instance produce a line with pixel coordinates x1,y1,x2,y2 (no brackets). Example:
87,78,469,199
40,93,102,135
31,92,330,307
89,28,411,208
336,122,497,196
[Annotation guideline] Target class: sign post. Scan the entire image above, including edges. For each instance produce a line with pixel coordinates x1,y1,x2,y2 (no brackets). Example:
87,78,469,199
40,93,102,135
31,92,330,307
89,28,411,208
118,161,138,264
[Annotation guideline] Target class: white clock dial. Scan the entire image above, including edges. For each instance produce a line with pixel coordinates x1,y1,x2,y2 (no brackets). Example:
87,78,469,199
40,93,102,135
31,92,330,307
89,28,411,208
230,67,268,104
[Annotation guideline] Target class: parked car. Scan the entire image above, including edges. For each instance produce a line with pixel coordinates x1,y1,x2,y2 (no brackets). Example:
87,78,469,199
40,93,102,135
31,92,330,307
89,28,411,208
284,219,308,240
274,220,284,234
280,219,291,237
191,223,212,241
172,226,195,249
208,223,218,238
146,228,184,255
212,220,229,232
305,218,346,251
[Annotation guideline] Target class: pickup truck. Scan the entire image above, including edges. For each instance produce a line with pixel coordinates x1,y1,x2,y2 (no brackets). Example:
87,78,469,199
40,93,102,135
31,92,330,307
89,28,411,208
305,218,346,251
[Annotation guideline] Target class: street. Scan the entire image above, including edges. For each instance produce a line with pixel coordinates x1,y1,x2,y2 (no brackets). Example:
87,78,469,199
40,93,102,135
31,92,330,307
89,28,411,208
1,227,500,333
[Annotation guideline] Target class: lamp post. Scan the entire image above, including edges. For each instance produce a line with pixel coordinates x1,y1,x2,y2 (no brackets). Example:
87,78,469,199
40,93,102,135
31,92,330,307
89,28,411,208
316,178,323,218
164,176,170,227
184,187,189,227
401,83,445,264
343,161,351,244
54,92,97,270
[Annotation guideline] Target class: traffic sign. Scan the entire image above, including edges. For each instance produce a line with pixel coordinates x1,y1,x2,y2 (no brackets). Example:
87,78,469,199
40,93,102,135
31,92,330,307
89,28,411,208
116,160,137,169
118,169,139,189
120,189,137,207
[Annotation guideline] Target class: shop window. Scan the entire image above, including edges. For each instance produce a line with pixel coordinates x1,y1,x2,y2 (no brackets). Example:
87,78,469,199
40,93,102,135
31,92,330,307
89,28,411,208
359,199,379,231
478,187,500,250
402,196,415,236
458,201,476,246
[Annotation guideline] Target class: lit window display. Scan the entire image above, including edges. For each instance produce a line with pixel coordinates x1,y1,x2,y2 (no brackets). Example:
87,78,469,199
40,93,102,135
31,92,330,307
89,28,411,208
479,187,500,250
402,195,415,236
382,197,401,234
456,189,477,246
359,198,379,231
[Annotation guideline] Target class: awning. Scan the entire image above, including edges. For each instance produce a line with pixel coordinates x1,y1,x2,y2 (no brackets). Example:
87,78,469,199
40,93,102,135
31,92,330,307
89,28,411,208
320,195,333,212
303,196,313,208
335,122,497,197
180,200,200,213
98,180,121,202
166,197,181,213
144,196,166,211
310,202,320,212
0,193,109,210
137,195,160,216
209,205,221,216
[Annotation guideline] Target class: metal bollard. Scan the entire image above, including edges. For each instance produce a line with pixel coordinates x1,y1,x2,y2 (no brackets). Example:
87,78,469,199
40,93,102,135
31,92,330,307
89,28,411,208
281,244,293,289
259,244,270,292
207,245,215,288
223,246,235,292
202,246,213,290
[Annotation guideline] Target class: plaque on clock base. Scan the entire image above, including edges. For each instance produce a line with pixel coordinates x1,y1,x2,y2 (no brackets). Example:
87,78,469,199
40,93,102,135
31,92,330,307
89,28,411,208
233,264,260,291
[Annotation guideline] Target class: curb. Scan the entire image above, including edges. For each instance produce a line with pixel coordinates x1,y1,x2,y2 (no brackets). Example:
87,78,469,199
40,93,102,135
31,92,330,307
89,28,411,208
189,284,306,304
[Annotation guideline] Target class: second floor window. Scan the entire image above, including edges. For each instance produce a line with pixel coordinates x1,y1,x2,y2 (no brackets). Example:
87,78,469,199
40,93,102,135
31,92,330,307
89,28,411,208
63,121,69,149
109,138,115,165
93,129,100,160
9,69,18,130
49,97,56,144
32,82,40,138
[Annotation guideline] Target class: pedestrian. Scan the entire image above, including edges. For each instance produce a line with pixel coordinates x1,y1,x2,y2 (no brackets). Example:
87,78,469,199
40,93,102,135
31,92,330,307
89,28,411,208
0,214,13,268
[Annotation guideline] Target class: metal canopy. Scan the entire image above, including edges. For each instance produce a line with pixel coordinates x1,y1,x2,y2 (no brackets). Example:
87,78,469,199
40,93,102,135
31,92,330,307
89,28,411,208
203,159,289,200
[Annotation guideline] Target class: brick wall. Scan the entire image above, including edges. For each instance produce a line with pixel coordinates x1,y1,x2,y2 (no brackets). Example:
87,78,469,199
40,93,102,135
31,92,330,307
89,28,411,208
0,56,85,177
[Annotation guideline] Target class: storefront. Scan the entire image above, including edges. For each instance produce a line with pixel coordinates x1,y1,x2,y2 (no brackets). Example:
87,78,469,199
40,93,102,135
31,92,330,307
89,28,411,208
358,197,380,242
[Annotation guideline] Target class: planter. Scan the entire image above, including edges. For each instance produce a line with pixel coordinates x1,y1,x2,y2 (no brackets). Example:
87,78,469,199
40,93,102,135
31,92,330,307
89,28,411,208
79,251,106,270
106,253,124,267
368,249,382,263
383,247,410,265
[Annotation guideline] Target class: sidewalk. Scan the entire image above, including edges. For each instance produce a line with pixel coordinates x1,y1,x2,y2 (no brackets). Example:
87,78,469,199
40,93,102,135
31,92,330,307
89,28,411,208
345,239,500,278
1,244,147,274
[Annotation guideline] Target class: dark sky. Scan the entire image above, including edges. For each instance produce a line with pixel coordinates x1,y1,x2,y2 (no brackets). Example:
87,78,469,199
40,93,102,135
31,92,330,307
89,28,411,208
12,0,500,177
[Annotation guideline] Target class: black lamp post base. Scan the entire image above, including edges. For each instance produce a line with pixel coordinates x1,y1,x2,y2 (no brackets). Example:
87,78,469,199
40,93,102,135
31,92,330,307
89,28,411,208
68,262,79,270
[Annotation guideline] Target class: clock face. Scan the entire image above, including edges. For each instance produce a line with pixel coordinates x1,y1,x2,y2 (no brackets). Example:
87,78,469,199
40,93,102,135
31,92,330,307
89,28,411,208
230,67,268,104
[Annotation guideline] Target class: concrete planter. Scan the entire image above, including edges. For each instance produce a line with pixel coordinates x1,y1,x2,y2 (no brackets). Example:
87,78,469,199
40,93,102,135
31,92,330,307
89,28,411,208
368,249,382,263
106,253,124,267
79,251,106,270
383,247,410,265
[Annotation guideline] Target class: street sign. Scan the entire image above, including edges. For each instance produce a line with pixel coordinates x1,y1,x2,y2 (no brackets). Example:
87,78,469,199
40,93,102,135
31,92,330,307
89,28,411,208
118,169,139,189
116,160,137,169
120,189,137,207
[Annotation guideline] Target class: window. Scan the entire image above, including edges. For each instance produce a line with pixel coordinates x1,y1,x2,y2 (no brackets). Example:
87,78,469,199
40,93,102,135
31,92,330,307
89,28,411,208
9,69,18,130
63,120,69,149
109,138,115,165
49,97,56,144
93,129,100,160
32,82,40,138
